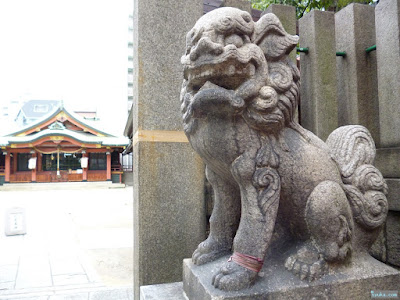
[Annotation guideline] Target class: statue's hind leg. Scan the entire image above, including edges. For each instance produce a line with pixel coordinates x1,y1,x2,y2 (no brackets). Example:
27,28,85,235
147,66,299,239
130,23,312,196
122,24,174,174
285,181,353,281
192,166,241,265
212,151,281,291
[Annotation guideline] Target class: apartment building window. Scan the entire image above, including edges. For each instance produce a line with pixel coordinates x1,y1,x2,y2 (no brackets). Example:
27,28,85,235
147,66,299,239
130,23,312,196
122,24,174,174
33,105,49,113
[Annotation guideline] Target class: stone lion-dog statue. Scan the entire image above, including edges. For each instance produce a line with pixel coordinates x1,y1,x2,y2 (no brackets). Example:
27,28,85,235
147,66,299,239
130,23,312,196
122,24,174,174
180,7,388,291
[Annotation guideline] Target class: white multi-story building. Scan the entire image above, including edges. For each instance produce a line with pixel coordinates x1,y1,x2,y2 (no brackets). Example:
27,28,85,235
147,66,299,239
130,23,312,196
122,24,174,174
122,13,134,174
127,14,134,114
15,100,60,127
0,99,25,135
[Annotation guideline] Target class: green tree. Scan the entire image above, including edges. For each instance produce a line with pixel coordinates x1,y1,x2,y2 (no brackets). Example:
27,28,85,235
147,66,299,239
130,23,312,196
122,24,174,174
251,0,376,18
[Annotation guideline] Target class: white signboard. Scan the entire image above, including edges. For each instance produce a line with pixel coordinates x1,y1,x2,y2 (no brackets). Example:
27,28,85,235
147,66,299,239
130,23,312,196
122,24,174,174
5,207,27,236
81,157,88,168
28,157,37,169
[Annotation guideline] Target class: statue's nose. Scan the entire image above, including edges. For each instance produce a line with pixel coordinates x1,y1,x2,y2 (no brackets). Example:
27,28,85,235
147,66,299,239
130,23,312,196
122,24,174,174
189,37,223,61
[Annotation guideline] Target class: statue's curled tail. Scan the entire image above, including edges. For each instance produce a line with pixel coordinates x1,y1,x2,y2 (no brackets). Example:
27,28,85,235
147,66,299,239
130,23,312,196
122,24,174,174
327,125,388,249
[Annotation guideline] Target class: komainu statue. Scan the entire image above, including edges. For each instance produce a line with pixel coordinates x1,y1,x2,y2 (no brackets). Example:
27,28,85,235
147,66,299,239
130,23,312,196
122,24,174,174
180,7,388,291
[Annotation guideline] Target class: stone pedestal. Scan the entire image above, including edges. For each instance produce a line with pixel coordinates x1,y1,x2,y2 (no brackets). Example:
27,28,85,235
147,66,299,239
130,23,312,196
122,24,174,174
183,255,400,300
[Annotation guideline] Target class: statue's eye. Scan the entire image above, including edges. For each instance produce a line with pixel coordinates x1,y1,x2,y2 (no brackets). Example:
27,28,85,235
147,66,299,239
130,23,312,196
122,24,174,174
242,13,252,23
224,34,244,48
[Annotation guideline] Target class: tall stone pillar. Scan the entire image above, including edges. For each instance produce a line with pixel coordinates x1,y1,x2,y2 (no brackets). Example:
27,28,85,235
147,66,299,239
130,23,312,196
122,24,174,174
375,0,400,148
374,0,400,267
132,1,205,298
299,10,338,141
335,4,380,145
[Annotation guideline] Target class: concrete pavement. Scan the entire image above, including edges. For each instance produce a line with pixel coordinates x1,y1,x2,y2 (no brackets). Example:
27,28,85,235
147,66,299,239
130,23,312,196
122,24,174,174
0,184,133,299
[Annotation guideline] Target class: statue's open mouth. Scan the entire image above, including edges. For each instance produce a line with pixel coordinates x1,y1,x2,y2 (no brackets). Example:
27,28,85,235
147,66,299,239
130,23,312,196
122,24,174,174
185,60,256,92
183,44,265,93
188,62,255,92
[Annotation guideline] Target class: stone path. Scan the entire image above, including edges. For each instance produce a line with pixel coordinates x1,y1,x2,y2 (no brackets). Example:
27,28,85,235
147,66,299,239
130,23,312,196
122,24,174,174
0,185,133,300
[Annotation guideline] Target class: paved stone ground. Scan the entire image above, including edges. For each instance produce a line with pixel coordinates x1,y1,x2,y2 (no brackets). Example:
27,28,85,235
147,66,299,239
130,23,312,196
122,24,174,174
0,185,133,299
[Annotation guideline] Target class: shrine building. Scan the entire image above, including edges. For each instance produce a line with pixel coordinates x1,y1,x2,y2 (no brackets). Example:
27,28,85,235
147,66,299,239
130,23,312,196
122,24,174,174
0,105,129,184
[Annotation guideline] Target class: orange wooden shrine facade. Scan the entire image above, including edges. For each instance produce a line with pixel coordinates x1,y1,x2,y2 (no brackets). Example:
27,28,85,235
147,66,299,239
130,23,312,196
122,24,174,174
0,106,129,183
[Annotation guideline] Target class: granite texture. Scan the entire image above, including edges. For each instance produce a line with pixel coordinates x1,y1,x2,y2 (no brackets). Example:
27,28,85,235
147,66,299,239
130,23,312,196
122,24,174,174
181,7,389,293
141,282,186,300
183,254,400,300
370,228,387,262
386,211,400,266
375,148,400,178
375,0,400,147
132,0,203,133
386,179,400,211
133,141,206,298
370,210,400,271
132,1,205,300
335,4,380,146
299,10,338,141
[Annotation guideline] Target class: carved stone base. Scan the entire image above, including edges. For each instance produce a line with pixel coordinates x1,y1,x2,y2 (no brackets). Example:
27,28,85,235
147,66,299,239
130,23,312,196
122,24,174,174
183,254,400,300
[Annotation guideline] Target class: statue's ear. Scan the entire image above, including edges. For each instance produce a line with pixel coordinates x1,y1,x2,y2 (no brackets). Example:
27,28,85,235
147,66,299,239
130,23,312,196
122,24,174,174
252,13,298,61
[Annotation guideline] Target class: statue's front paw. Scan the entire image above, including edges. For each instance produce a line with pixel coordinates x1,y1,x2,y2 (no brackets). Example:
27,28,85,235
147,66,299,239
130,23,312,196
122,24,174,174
284,245,328,282
192,236,230,265
212,261,257,291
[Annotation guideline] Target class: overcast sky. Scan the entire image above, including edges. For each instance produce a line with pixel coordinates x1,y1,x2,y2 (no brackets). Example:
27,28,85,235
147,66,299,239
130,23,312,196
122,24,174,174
0,0,132,135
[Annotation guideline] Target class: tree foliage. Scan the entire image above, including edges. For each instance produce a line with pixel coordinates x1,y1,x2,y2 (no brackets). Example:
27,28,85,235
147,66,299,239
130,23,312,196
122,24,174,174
251,0,376,18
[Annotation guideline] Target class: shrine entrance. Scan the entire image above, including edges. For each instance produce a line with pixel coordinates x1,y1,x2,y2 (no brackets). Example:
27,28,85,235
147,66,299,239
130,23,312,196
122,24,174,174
0,106,129,184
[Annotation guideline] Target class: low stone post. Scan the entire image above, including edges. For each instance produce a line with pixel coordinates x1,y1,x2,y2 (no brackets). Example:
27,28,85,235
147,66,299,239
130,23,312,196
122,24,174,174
132,0,205,299
335,4,380,145
299,10,338,141
374,0,400,267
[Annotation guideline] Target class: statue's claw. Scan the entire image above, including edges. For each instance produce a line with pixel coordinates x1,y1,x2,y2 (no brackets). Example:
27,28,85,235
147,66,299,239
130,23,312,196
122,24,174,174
212,261,257,291
284,245,328,282
192,236,231,265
